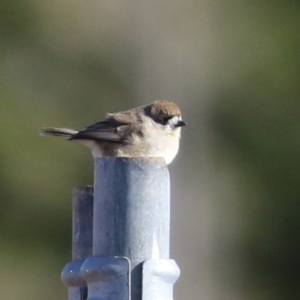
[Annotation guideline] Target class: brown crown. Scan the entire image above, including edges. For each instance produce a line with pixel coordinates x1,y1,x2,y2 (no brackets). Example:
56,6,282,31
152,100,181,117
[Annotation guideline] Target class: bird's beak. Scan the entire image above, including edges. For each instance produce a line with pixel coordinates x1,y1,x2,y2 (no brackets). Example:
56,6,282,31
175,120,186,127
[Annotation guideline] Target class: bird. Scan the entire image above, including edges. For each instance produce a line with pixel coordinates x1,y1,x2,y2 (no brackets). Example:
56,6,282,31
40,100,186,165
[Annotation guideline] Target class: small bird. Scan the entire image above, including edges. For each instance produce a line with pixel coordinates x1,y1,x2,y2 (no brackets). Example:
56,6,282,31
40,100,186,165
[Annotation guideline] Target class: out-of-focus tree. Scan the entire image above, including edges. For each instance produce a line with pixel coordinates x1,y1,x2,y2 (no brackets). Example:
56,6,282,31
211,1,300,299
1,0,300,299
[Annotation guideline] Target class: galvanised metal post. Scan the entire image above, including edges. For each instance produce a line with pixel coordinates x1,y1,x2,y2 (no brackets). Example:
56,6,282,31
81,157,180,300
61,187,94,300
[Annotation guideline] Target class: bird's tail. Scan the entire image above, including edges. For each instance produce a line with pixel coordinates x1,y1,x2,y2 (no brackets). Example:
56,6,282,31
40,127,78,138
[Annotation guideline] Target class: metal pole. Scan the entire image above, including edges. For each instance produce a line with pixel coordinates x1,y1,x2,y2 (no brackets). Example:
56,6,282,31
93,157,170,261
61,186,94,300
81,157,180,300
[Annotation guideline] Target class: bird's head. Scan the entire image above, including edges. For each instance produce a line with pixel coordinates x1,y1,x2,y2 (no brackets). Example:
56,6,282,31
145,100,186,136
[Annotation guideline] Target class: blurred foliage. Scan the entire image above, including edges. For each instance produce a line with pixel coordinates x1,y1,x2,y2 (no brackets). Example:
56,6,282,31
0,0,300,299
0,0,37,41
210,2,300,298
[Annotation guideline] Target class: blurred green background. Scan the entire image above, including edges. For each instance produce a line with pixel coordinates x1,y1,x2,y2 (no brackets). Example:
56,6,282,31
1,0,300,299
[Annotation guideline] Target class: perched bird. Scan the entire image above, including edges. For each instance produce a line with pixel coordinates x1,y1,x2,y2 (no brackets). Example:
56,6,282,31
40,100,185,165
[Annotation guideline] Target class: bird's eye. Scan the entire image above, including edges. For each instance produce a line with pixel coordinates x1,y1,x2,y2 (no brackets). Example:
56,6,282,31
159,116,172,125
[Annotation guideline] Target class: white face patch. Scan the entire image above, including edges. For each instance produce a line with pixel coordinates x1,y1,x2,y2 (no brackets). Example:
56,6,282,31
167,115,182,128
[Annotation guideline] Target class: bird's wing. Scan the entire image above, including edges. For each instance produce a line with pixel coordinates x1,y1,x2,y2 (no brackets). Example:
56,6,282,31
69,111,142,142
